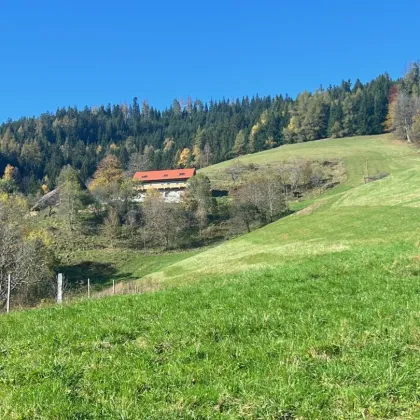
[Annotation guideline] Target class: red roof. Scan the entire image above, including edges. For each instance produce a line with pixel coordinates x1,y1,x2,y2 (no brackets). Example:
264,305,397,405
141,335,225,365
133,168,196,182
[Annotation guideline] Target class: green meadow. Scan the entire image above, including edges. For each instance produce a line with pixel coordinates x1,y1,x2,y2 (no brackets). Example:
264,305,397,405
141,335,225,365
1,134,420,418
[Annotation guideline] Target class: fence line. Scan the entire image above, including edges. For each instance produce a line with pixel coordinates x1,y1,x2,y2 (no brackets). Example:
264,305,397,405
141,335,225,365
2,272,156,315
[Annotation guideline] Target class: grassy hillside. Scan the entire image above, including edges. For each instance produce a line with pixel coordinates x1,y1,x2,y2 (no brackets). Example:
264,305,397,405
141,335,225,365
1,134,420,418
202,134,415,190
146,134,420,284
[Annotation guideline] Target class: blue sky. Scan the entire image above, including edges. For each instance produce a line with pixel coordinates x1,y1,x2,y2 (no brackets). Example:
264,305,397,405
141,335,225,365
1,0,419,122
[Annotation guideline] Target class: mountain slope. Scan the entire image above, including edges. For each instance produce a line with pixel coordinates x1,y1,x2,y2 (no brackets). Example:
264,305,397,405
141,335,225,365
144,134,420,285
1,134,419,418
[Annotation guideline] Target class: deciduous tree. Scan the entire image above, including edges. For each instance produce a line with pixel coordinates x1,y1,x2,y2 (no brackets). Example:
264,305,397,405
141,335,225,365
58,165,84,232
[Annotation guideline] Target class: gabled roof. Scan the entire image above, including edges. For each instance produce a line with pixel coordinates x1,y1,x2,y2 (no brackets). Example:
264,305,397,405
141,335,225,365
133,168,196,182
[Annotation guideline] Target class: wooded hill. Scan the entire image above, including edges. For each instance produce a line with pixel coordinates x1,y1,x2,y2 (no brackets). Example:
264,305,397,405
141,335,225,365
0,73,393,194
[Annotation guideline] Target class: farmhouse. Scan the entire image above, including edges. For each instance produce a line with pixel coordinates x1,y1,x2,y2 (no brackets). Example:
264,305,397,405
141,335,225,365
133,168,196,202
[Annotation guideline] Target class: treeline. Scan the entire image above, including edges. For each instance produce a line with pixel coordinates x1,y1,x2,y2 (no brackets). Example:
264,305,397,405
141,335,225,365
0,72,394,194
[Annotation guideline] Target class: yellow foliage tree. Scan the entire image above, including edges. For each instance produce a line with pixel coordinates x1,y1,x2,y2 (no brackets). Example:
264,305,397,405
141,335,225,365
383,86,398,133
163,137,175,152
177,148,191,168
3,164,15,181
192,144,201,167
89,155,123,191
41,184,50,195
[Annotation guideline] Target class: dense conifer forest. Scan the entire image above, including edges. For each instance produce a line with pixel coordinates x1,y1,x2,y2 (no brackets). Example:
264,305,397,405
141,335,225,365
0,73,394,194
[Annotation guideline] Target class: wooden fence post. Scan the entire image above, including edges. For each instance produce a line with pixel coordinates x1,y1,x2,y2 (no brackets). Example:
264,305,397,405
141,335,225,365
87,278,90,298
6,273,11,313
57,273,63,304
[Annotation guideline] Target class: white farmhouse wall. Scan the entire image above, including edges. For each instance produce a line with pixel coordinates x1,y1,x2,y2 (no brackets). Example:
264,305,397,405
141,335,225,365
133,190,184,203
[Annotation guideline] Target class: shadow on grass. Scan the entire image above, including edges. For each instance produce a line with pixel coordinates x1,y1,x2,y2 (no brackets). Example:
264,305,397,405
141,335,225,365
57,261,132,290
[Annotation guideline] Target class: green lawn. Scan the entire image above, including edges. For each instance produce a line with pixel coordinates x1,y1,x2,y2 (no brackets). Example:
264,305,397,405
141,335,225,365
1,134,420,418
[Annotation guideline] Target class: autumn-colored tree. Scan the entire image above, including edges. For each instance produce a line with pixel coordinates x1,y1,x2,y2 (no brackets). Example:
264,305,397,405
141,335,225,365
89,155,123,191
192,144,201,167
391,92,420,142
384,85,398,132
41,184,50,195
0,164,19,194
3,164,15,181
163,137,175,152
177,148,192,168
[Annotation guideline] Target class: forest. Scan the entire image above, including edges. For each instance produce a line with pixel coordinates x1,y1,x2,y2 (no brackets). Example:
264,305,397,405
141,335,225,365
0,71,398,195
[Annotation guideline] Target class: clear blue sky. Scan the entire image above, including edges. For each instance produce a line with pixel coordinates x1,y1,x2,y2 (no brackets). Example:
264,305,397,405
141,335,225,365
1,0,419,122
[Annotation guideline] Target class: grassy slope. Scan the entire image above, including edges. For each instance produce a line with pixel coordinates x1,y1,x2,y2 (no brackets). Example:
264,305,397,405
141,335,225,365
147,134,420,284
201,134,416,190
1,134,420,418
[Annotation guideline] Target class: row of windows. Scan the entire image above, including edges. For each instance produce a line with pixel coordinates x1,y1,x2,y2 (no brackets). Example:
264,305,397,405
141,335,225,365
141,172,186,179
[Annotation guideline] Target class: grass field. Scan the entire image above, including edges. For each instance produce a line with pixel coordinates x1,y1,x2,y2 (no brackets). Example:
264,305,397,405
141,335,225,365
1,134,420,418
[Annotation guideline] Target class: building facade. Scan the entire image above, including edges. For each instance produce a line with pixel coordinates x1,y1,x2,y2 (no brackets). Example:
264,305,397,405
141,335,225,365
133,168,196,202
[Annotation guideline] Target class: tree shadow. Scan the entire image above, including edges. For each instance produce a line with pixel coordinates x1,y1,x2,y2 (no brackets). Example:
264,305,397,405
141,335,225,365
57,261,128,289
